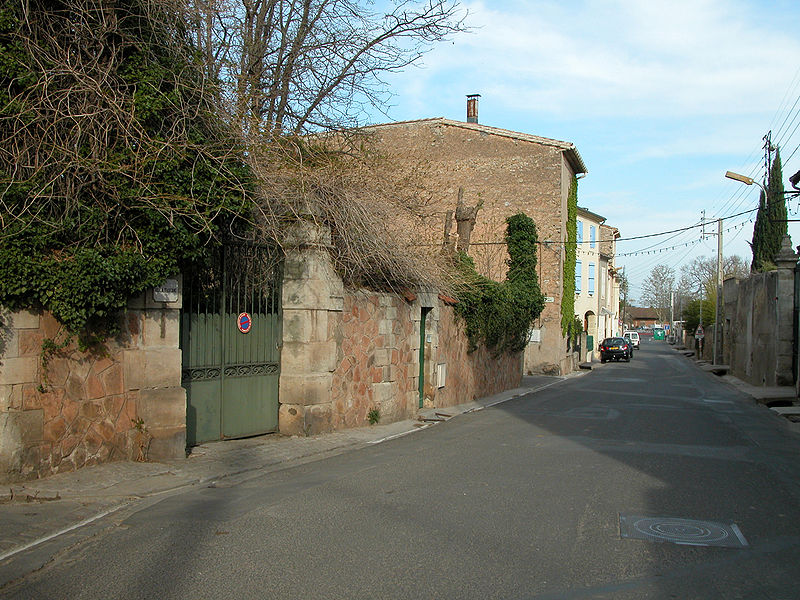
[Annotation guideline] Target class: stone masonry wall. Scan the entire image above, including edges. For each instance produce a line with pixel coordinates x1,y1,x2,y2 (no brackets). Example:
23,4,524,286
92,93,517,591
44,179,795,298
722,235,797,388
435,304,523,406
330,292,417,428
328,291,522,428
1,289,185,483
278,226,524,434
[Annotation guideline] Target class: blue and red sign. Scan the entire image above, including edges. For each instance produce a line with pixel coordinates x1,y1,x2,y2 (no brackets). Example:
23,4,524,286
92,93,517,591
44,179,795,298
237,312,252,334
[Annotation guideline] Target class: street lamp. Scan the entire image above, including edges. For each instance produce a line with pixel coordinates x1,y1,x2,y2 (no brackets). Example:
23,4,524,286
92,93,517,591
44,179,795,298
726,169,800,198
725,170,767,193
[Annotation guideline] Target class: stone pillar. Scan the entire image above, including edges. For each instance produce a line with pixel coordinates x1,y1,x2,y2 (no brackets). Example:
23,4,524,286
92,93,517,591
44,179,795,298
279,223,343,435
0,309,43,478
125,277,186,459
774,235,797,386
721,277,740,370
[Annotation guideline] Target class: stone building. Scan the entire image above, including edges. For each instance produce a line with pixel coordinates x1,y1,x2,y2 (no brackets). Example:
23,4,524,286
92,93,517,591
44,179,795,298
625,307,660,329
364,112,604,374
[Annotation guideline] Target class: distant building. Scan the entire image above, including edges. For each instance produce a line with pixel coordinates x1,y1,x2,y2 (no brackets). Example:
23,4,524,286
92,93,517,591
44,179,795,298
574,208,621,358
625,306,660,329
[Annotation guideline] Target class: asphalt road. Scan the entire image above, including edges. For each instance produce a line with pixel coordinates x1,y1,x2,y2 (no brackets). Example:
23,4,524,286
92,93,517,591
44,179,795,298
5,342,800,599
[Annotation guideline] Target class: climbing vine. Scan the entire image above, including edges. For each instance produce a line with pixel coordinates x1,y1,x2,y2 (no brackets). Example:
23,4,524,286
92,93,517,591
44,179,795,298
0,0,253,337
561,175,578,334
455,213,545,355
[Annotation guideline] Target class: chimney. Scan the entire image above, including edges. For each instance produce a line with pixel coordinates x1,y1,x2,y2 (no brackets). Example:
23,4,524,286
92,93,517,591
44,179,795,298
466,94,480,124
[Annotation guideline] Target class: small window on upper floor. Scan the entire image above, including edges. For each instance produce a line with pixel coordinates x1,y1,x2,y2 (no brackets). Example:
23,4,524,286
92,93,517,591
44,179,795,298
590,225,596,249
575,259,582,293
577,221,583,244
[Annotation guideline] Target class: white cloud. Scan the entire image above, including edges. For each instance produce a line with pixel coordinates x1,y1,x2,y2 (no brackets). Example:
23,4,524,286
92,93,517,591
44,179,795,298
403,0,800,120
375,0,800,294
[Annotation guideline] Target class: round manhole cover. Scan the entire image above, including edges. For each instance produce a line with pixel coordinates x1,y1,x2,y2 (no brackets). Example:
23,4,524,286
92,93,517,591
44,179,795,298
632,517,729,544
619,514,748,548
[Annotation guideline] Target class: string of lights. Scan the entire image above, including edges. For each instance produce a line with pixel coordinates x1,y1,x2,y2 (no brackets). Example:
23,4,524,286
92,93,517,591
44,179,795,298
618,220,751,257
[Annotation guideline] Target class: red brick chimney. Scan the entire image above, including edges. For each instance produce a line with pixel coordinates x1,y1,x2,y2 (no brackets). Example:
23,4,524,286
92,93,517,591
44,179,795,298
466,94,480,123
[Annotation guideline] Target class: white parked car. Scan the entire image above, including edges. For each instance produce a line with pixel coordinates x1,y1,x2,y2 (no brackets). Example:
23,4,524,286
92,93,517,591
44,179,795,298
623,330,640,350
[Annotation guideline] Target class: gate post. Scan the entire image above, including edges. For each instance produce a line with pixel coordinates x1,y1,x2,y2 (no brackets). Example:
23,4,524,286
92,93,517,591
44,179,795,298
775,235,798,386
279,222,343,435
126,277,186,459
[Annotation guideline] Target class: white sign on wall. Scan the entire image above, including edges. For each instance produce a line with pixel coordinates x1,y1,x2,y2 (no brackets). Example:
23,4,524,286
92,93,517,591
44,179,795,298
153,279,179,303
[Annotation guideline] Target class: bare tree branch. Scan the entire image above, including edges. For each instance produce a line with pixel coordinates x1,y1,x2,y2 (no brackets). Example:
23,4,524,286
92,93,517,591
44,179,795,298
188,0,466,134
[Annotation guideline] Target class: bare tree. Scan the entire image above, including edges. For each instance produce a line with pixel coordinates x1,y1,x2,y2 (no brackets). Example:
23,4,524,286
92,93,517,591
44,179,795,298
181,0,469,290
640,264,675,323
187,0,467,134
677,255,749,300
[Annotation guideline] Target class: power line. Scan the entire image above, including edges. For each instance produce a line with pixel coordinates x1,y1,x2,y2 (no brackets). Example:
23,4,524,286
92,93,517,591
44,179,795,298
616,206,758,243
618,220,750,257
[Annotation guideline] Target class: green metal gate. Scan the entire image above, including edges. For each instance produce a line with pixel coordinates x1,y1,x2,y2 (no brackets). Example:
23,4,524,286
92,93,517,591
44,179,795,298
181,245,282,446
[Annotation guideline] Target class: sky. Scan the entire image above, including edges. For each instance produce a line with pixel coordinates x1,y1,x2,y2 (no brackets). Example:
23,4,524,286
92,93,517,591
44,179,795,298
368,0,800,303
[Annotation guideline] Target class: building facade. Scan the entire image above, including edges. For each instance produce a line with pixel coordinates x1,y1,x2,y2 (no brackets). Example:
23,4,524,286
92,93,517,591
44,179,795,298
574,208,620,360
600,225,622,339
364,114,596,374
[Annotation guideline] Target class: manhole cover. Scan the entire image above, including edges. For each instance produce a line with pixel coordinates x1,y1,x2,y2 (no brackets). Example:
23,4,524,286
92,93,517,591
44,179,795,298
619,514,748,548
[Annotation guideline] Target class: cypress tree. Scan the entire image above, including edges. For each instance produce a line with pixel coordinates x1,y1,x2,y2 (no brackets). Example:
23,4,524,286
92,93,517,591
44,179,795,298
766,147,788,260
750,148,788,272
750,189,769,272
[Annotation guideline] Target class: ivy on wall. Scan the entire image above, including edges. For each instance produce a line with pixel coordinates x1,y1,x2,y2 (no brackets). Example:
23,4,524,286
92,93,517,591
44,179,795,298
0,1,253,336
455,213,545,355
561,175,578,335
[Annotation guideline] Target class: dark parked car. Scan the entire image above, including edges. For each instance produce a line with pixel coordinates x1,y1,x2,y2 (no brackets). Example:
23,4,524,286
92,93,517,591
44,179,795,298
599,337,632,363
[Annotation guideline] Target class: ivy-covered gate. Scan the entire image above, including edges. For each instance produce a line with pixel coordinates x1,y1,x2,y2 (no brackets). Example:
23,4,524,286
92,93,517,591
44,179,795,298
180,245,282,446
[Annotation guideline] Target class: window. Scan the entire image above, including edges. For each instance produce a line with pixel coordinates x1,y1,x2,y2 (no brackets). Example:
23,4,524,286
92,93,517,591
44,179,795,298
575,259,582,293
577,221,583,244
590,226,596,248
588,262,595,295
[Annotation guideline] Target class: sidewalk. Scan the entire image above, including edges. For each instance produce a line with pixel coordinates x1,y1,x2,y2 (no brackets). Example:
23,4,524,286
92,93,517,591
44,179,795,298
668,345,800,434
0,374,566,588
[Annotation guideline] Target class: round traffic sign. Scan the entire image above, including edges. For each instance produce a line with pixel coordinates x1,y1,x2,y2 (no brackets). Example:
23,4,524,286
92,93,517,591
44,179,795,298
237,312,252,334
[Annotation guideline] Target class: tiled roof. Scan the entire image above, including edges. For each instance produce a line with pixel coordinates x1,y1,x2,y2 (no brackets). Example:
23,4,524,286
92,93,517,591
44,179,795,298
627,306,659,320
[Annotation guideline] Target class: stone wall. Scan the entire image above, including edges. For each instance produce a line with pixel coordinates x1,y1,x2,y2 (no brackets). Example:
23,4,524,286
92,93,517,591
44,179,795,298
1,288,186,482
435,303,523,405
722,235,797,387
278,227,524,435
330,292,417,428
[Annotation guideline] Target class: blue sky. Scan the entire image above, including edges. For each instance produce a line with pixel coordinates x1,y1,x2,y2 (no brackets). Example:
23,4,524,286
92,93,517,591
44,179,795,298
368,0,800,302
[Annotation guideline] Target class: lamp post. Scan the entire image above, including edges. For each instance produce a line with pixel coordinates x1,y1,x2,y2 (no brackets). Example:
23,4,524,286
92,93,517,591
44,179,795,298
725,170,765,190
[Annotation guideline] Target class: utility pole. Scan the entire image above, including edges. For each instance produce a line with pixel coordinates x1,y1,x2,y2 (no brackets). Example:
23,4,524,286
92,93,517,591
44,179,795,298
701,211,724,364
670,290,674,341
714,218,723,365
